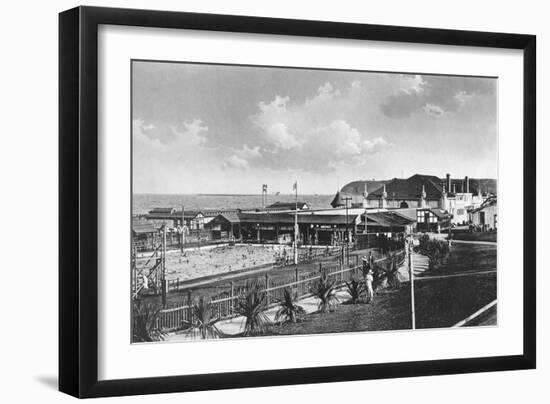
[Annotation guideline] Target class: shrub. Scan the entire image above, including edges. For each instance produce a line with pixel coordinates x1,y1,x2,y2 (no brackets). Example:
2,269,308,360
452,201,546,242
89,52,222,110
345,277,365,304
311,273,339,313
132,301,167,343
235,282,270,336
417,234,450,268
275,287,306,324
182,296,221,339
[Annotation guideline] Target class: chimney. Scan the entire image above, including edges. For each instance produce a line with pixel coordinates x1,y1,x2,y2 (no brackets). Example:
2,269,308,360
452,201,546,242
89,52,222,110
465,176,469,193
446,173,451,193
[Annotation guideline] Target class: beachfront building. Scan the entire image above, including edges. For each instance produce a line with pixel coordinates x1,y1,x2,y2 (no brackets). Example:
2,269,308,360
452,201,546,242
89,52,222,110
469,196,497,230
132,221,160,251
145,207,244,230
206,211,360,245
359,173,486,225
204,208,416,246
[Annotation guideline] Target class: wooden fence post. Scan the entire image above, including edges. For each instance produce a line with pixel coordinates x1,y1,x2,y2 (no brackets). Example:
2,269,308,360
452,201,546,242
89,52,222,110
265,274,270,306
187,290,193,323
230,281,234,315
294,265,299,297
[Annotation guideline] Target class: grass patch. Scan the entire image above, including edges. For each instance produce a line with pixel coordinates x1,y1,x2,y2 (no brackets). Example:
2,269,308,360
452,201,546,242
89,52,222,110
263,243,497,336
265,289,412,336
415,274,496,328
429,243,497,274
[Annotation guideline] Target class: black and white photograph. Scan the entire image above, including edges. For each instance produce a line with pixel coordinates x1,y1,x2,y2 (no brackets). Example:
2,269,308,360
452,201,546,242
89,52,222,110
131,61,498,343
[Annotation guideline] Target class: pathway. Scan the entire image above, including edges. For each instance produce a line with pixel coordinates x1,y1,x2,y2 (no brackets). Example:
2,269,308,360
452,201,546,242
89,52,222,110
397,251,429,282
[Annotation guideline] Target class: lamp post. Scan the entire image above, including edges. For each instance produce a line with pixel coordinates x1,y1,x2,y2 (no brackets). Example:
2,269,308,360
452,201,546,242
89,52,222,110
342,196,352,242
408,237,416,329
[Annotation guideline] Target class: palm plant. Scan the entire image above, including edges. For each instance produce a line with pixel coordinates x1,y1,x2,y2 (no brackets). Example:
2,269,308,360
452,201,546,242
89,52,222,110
345,277,365,304
311,273,339,313
235,282,270,336
275,287,306,324
132,301,167,343
182,296,221,339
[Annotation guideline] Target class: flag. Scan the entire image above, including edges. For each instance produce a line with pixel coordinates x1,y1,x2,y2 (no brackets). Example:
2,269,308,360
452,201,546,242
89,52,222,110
292,181,297,191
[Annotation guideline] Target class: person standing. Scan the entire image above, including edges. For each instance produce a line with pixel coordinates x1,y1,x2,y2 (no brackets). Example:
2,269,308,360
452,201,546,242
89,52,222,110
365,268,374,304
361,255,368,276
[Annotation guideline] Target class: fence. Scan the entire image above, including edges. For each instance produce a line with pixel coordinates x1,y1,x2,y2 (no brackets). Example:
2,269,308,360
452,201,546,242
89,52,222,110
151,249,405,332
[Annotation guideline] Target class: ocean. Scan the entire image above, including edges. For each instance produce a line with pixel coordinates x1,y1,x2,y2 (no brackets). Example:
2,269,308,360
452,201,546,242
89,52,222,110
133,193,336,215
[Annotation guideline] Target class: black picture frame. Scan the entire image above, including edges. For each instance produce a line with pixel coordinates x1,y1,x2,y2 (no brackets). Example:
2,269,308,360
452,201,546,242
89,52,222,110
59,6,536,398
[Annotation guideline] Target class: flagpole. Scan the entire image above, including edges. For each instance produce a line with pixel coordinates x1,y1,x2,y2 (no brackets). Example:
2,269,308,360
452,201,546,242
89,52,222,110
294,181,298,265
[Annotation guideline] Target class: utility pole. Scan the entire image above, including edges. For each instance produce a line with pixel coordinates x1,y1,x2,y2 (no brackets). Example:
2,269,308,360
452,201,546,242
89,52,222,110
181,204,185,252
343,196,352,266
162,222,167,308
408,237,416,330
293,181,298,265
342,196,352,242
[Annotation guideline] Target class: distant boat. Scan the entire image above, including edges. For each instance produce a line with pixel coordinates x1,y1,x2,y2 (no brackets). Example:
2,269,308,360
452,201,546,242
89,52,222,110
274,191,280,195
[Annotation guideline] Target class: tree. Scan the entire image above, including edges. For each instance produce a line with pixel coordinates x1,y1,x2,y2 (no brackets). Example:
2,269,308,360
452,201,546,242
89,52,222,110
275,287,306,324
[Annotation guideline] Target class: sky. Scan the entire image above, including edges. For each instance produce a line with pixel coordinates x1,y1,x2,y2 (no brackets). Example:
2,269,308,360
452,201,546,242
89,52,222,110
132,61,497,195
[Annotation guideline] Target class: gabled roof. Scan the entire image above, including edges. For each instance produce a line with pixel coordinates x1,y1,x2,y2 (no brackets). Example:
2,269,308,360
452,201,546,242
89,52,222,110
146,208,201,220
340,180,390,195
148,207,176,214
173,210,202,219
427,208,451,219
368,174,444,200
360,211,415,229
390,208,418,221
200,209,240,217
266,201,308,210
235,212,359,226
330,191,344,208
132,222,157,234
219,212,241,223
471,196,497,213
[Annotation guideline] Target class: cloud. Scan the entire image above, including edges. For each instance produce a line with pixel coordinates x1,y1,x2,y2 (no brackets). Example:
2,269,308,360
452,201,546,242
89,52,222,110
240,145,262,159
133,118,225,192
380,75,496,118
305,82,341,107
244,82,391,173
423,103,445,117
380,88,424,118
264,123,301,150
222,155,249,170
170,119,208,146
